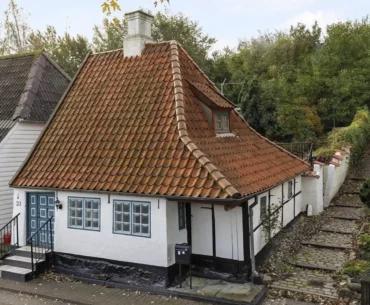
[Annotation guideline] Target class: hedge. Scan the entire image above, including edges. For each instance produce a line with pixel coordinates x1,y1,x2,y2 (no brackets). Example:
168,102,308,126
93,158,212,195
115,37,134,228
315,108,370,164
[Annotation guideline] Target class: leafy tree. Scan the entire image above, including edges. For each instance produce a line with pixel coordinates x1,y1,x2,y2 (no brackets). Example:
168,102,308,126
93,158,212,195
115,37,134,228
92,13,216,73
92,18,123,52
29,27,90,76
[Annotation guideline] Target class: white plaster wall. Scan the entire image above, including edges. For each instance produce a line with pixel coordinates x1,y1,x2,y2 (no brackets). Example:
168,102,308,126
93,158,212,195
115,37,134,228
251,175,302,255
323,153,350,207
214,205,244,261
301,163,324,215
0,122,44,227
166,201,187,266
191,203,213,256
13,189,171,267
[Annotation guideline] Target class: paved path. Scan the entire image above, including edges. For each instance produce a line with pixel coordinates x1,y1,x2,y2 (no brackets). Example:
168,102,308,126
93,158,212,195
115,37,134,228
0,276,207,305
0,289,69,305
267,149,370,304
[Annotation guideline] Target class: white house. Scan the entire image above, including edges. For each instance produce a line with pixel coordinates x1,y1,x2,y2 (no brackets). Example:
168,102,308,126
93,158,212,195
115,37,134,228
0,53,70,227
8,10,310,285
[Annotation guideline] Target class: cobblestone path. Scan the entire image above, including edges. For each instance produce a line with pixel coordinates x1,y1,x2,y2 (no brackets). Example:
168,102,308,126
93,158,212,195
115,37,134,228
266,150,370,304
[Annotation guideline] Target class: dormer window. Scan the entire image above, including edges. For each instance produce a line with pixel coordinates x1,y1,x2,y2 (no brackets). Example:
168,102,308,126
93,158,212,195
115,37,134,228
215,111,230,134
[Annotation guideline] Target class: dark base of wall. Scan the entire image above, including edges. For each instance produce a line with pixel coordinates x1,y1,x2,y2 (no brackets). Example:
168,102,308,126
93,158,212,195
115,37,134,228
191,254,249,282
54,252,176,288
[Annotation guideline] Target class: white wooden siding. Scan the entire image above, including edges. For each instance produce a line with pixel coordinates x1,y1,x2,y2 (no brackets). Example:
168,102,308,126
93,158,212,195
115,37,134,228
0,122,43,227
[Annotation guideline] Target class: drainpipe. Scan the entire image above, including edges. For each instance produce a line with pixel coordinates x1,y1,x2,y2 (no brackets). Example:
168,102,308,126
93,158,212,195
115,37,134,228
248,206,259,281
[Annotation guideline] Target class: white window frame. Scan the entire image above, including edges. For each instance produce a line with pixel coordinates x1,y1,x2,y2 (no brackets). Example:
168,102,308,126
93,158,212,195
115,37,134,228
68,197,100,231
113,200,151,238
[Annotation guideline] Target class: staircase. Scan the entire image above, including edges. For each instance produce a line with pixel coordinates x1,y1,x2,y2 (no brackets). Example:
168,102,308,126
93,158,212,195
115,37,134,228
0,215,54,282
0,246,51,281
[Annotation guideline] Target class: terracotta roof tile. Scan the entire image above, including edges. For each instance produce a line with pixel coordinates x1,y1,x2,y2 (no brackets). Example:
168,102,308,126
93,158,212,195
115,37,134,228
11,41,309,199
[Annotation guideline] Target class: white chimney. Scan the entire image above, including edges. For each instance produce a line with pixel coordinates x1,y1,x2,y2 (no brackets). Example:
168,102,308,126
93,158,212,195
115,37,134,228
123,10,154,57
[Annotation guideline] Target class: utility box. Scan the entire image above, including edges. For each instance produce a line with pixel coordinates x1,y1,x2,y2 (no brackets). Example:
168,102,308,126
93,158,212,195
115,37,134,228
175,243,191,265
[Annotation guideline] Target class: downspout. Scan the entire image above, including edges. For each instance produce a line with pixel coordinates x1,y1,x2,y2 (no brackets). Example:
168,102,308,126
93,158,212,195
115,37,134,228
248,197,258,281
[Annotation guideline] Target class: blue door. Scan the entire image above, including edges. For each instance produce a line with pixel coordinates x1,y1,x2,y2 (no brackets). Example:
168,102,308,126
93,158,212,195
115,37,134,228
27,193,55,245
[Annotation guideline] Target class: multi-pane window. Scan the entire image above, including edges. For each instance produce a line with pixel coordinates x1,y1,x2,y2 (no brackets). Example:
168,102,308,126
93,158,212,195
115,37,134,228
288,181,293,199
178,203,186,230
68,197,100,231
114,201,131,234
260,196,267,220
113,200,150,237
215,111,230,134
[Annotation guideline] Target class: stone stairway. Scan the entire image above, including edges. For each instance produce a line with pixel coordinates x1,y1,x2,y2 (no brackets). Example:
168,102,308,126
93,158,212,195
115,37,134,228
269,177,365,303
0,246,50,281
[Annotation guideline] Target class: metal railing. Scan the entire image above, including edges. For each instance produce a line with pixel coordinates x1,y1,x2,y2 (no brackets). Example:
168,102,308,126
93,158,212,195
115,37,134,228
0,213,19,259
26,216,53,274
276,142,314,165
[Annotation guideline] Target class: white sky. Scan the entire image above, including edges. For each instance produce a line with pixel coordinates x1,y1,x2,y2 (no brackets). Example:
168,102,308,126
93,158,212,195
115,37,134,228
0,0,369,51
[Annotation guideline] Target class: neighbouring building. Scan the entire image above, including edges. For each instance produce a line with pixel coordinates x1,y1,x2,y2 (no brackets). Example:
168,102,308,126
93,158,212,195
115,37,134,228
8,10,310,285
0,52,70,227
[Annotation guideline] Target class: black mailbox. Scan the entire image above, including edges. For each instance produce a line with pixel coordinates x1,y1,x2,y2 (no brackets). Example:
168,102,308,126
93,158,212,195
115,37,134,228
175,243,191,265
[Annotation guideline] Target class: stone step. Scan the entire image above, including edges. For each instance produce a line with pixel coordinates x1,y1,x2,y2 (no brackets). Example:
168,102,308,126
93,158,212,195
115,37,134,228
301,231,353,250
270,271,338,300
320,218,359,235
14,246,50,259
290,246,348,272
0,265,33,282
324,207,363,221
3,255,44,270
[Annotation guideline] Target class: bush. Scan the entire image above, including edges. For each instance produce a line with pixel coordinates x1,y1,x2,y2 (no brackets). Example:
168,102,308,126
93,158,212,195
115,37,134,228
360,233,370,252
315,108,370,164
342,259,370,277
360,180,370,207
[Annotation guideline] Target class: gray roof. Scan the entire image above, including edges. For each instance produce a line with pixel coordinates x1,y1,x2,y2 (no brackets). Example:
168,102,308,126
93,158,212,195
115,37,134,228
0,52,70,141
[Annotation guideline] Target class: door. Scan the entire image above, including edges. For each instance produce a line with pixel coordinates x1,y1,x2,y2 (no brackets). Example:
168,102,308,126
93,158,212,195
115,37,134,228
27,193,55,245
191,204,214,257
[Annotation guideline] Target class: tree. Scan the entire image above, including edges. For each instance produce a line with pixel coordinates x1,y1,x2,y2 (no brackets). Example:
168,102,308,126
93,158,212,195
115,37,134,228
29,26,90,76
92,13,216,73
101,0,169,14
0,0,30,54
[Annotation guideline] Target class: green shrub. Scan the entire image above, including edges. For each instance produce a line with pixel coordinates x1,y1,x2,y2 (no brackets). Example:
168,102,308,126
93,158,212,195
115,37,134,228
360,233,370,252
342,259,370,277
315,108,370,165
360,180,370,207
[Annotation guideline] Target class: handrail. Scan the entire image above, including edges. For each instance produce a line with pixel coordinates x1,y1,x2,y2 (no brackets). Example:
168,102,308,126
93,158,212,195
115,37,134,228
0,213,20,259
27,216,53,274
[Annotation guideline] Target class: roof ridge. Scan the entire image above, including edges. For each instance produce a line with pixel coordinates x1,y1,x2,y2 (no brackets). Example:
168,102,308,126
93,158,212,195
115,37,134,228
41,52,72,81
12,55,46,121
169,40,241,199
0,51,41,61
176,43,235,107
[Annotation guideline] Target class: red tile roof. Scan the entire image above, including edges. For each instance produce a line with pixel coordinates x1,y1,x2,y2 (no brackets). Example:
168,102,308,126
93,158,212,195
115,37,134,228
11,41,310,200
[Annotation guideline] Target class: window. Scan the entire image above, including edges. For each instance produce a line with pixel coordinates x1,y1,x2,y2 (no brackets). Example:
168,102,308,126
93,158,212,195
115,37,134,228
215,111,230,133
288,181,293,199
260,196,267,220
178,203,186,230
113,200,150,237
68,197,100,231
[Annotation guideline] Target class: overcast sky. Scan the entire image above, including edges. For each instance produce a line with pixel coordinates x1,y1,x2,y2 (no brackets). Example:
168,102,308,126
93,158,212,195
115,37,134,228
0,0,369,51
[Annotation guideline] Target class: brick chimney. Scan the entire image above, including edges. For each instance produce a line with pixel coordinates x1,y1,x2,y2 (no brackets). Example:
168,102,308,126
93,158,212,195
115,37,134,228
123,10,154,57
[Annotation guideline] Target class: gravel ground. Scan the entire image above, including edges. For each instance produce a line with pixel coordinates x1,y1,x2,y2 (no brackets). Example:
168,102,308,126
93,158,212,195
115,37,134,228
258,215,324,277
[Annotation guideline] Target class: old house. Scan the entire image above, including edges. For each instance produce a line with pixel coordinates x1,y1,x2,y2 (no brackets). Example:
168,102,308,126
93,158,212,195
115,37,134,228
0,52,70,227
7,11,310,284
